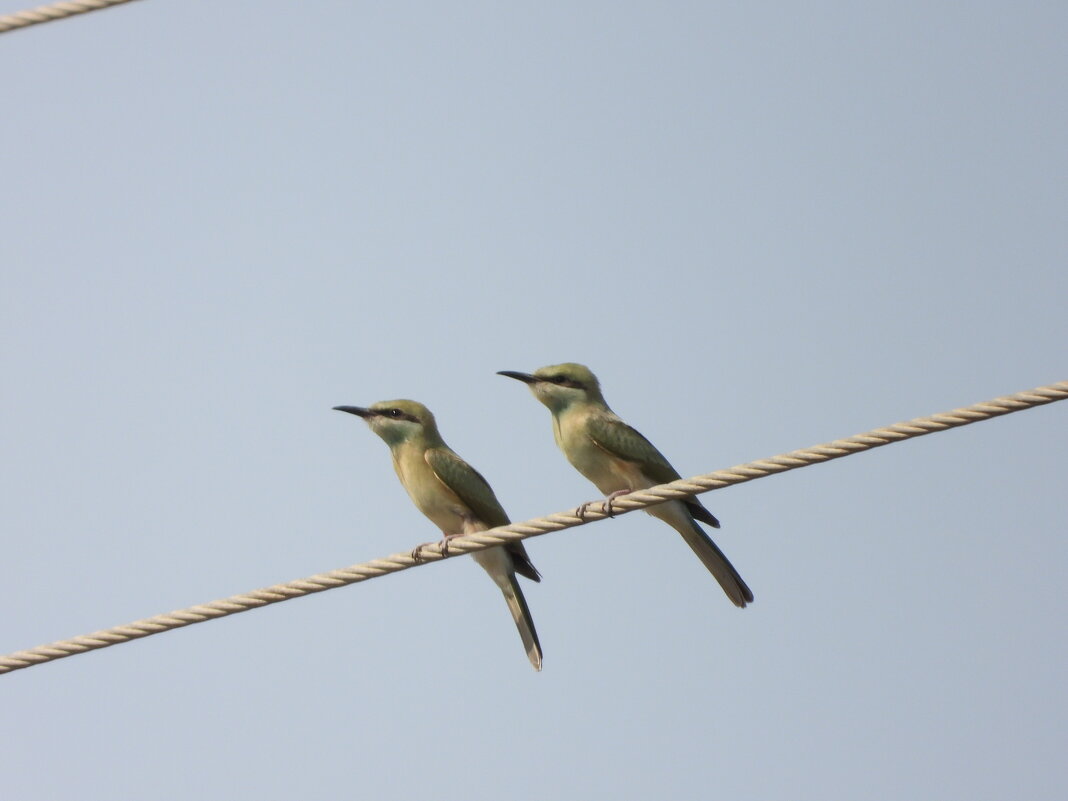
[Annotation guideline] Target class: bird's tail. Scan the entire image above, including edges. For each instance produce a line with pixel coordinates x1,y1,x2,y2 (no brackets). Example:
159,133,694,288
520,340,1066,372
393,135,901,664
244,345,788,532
652,502,754,608
473,545,544,671
500,573,544,671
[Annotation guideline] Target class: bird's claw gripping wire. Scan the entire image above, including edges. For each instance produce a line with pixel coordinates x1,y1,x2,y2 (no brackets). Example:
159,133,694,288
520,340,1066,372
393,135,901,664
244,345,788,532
412,536,454,562
575,489,635,520
601,489,634,518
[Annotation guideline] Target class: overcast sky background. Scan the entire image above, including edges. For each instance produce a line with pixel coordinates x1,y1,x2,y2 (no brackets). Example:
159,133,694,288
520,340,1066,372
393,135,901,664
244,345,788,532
2,2,1066,799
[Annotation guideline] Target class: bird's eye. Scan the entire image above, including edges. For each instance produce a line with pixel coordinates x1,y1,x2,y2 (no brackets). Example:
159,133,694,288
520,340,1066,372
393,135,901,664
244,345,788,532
389,409,403,418
552,375,567,384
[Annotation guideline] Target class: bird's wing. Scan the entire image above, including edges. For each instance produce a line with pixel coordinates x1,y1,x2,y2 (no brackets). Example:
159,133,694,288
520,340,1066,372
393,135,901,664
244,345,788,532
586,415,682,483
425,448,541,581
587,415,721,529
425,448,510,529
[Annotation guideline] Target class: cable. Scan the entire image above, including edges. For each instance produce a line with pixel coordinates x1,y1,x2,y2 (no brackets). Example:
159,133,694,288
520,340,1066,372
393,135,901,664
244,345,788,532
1,379,1064,675
0,0,139,34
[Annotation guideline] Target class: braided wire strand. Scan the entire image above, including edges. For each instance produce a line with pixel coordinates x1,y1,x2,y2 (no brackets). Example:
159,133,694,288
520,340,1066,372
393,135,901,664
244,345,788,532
1,380,1064,675
0,0,139,34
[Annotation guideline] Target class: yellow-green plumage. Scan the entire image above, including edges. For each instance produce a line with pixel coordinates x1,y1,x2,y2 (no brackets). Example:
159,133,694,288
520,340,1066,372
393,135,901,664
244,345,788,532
334,399,542,668
499,363,752,608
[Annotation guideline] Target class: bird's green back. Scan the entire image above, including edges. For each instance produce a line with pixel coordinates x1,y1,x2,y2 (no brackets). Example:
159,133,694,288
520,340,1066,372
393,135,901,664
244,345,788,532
586,415,683,485
424,447,511,529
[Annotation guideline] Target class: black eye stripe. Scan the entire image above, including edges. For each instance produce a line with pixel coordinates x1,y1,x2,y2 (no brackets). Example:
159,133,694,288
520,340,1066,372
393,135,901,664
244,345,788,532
549,376,582,389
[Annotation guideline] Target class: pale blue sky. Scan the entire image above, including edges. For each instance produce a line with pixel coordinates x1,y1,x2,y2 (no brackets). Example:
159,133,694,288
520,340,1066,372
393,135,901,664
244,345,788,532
2,2,1066,799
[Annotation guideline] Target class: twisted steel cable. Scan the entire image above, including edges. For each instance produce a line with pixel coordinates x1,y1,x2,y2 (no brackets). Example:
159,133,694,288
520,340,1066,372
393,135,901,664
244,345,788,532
1,380,1064,675
0,0,139,33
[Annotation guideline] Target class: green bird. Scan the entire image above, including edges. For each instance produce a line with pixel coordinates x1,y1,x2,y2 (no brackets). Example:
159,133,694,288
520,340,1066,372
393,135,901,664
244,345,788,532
498,363,753,608
333,399,543,670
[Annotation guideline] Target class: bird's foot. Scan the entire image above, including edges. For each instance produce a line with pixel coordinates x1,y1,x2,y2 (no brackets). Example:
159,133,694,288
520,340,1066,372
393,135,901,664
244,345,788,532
602,489,634,518
575,502,592,520
412,537,454,561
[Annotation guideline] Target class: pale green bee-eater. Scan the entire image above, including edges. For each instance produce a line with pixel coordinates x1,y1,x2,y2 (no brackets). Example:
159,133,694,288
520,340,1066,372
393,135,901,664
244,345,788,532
498,363,753,608
334,399,543,670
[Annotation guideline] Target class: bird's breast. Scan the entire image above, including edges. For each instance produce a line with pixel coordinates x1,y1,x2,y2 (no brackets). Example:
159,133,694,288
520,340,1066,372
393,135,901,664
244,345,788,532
558,413,649,496
392,449,470,536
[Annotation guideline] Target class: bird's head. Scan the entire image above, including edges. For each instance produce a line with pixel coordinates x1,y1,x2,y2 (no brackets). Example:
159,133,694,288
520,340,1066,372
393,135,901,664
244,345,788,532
333,399,440,447
497,362,606,412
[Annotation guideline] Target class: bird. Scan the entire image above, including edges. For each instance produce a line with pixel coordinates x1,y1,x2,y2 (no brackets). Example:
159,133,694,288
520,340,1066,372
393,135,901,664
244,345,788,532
497,363,753,608
333,399,544,670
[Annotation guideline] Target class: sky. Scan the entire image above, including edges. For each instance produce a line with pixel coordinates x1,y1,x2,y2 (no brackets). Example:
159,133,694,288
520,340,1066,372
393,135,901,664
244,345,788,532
1,2,1066,799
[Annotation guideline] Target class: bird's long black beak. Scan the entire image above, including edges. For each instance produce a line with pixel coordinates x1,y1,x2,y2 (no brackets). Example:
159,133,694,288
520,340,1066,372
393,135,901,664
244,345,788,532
333,405,375,418
497,370,538,384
